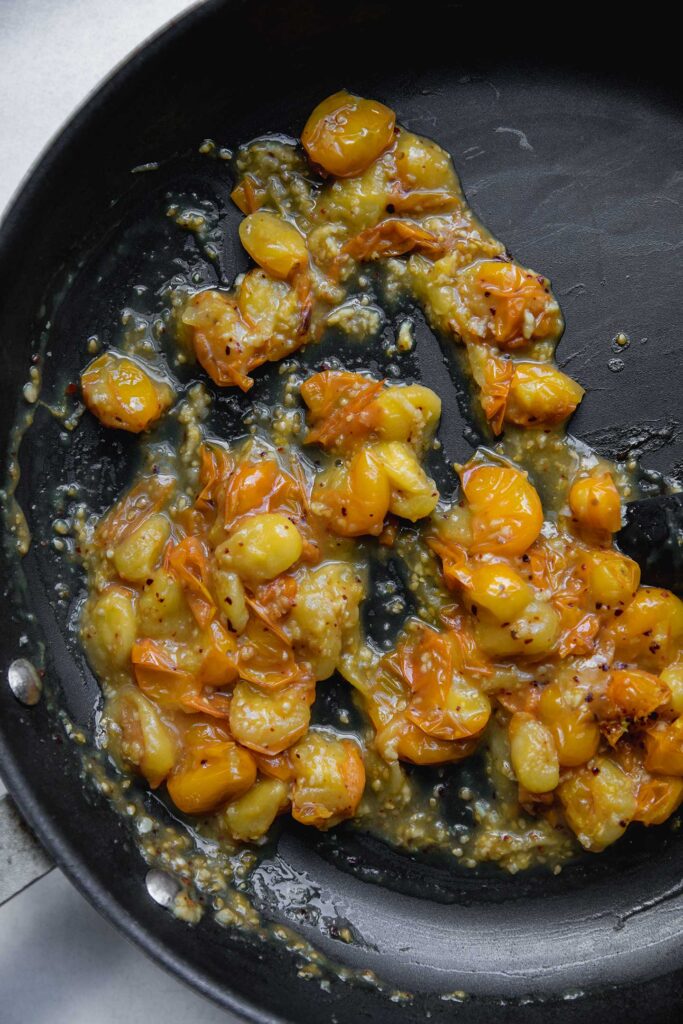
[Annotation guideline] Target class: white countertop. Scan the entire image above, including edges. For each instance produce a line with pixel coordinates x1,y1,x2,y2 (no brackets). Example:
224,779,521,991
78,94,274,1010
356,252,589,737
0,2,238,1020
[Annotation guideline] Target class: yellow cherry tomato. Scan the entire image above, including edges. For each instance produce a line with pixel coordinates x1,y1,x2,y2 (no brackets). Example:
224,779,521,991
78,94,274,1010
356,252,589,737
506,362,584,426
569,472,622,533
373,383,442,446
371,441,439,521
112,513,171,584
112,687,177,789
474,599,560,657
218,512,303,583
579,550,640,610
395,722,478,765
393,130,459,192
461,464,543,556
302,91,396,178
538,680,600,768
290,731,365,829
167,728,256,815
83,586,137,672
661,660,683,714
315,447,391,537
558,757,636,852
81,352,172,432
229,681,313,756
239,211,308,280
610,587,683,667
466,562,532,621
634,775,683,826
223,777,289,841
644,718,683,776
399,628,490,742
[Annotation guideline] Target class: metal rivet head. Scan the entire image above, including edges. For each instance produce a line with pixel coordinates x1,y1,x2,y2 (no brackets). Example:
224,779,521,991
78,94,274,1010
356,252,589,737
145,869,179,907
8,659,42,706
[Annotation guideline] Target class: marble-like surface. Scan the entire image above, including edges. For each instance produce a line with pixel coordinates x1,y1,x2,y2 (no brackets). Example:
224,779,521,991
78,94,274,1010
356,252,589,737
0,2,239,1019
0,871,233,1024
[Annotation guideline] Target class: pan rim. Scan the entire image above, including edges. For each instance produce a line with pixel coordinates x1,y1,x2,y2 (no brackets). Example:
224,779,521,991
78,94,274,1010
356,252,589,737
0,3,289,1018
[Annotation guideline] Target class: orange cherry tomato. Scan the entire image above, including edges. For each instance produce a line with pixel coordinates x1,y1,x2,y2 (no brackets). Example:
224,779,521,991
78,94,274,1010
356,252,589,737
644,718,683,776
607,669,670,720
569,472,622,533
506,362,584,427
393,628,490,742
81,352,172,433
451,259,563,348
461,463,543,556
315,447,391,537
167,721,256,815
635,775,683,825
610,587,683,667
302,91,395,178
301,370,384,450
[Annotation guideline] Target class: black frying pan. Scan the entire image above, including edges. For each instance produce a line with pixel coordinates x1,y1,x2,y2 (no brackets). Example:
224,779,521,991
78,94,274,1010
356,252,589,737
2,2,683,1021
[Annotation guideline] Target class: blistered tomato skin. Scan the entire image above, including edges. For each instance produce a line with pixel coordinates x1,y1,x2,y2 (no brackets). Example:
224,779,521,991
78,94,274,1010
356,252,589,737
302,91,396,178
450,259,563,349
607,669,670,719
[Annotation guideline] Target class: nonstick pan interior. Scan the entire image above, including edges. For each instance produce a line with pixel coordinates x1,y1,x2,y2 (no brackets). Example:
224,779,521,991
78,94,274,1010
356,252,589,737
1,2,683,1021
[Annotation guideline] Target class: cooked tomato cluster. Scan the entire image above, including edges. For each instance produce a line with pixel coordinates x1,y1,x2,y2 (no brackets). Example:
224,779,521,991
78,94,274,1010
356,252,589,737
429,469,683,851
78,91,683,858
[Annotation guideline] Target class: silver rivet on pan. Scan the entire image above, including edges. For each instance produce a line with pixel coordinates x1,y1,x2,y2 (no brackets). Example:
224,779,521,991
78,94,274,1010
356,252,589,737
145,869,179,907
7,659,42,706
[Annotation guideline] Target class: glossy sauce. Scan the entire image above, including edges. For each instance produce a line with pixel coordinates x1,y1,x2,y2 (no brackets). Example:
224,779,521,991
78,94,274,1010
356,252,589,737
74,91,683,875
